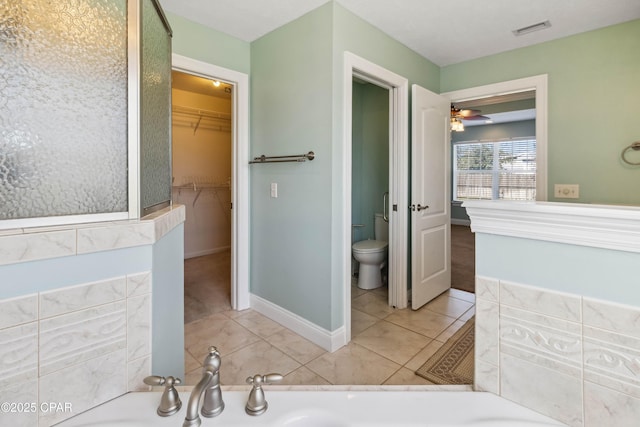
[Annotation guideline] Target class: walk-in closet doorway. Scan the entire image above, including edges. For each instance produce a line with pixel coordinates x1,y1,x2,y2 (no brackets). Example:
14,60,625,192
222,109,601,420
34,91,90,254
172,69,234,322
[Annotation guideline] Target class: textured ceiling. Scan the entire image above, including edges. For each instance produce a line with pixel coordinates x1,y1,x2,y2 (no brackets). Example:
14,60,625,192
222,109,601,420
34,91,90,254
158,0,640,66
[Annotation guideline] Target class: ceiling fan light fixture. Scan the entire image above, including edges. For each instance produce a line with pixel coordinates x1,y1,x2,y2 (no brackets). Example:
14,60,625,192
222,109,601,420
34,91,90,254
513,20,551,36
450,117,464,132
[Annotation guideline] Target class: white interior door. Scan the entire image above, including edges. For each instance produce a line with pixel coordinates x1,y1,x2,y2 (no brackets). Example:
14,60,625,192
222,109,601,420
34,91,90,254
411,84,451,310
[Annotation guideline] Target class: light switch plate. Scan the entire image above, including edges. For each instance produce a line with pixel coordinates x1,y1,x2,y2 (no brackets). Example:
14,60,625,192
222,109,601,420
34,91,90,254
270,182,278,198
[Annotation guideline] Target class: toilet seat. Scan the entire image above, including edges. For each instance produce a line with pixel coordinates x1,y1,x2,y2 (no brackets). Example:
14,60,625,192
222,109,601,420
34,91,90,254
352,239,387,253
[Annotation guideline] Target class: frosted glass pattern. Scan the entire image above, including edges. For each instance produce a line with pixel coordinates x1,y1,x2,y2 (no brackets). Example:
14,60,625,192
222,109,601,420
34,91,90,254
0,0,128,220
140,0,172,214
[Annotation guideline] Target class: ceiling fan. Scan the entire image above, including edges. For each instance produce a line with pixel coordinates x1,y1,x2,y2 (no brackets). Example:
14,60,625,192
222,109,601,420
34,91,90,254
451,104,489,121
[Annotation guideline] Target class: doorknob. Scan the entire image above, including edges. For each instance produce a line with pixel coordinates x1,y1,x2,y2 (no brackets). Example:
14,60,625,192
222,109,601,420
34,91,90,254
409,204,429,211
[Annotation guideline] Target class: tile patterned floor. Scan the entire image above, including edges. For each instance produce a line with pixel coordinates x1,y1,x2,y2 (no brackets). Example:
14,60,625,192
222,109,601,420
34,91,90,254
184,253,475,387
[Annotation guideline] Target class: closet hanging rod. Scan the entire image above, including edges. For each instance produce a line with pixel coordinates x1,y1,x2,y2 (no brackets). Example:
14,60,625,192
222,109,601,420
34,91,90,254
172,105,231,121
249,151,315,164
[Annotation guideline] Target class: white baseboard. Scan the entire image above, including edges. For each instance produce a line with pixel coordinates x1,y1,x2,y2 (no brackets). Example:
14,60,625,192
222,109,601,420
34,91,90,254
250,294,345,352
451,218,471,226
184,246,231,259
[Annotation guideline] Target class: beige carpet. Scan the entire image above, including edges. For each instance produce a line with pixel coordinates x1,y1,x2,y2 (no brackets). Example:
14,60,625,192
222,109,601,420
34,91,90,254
451,225,475,293
415,316,475,384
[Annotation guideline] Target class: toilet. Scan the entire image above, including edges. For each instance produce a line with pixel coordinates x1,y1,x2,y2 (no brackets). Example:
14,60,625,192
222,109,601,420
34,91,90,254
352,213,389,290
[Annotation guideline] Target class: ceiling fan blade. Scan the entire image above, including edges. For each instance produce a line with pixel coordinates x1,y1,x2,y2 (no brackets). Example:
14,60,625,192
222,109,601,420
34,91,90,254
456,109,482,118
461,114,490,121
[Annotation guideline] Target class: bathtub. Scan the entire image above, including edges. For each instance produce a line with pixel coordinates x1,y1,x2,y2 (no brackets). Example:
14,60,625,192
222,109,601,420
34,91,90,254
57,389,566,427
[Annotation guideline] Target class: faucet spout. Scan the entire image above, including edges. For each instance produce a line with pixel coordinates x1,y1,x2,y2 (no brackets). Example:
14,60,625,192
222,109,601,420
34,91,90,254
183,346,224,427
183,372,212,427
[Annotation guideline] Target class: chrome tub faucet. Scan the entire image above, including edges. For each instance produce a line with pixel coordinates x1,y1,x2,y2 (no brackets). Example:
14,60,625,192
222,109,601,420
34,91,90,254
183,346,225,427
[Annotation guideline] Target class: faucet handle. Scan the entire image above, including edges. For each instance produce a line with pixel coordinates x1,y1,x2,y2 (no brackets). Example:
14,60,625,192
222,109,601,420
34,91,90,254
246,373,283,385
143,375,182,417
245,373,283,416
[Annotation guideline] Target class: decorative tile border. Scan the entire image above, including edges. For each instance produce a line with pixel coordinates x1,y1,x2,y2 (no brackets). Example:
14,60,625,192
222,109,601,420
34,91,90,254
476,276,640,427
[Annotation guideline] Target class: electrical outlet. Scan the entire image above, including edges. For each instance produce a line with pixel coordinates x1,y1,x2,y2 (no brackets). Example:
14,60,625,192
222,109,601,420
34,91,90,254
554,184,579,199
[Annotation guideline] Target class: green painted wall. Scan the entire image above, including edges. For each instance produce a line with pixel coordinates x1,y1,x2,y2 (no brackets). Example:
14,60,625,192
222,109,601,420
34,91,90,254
329,3,441,329
250,3,334,329
248,2,443,331
351,81,389,242
165,12,250,74
442,19,640,205
332,4,440,92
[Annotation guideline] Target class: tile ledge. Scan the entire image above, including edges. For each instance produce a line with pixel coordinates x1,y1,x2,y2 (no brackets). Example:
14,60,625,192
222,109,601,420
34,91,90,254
0,205,185,266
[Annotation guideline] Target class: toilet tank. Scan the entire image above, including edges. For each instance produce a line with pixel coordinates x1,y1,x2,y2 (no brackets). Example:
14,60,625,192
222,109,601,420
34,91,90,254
374,213,389,242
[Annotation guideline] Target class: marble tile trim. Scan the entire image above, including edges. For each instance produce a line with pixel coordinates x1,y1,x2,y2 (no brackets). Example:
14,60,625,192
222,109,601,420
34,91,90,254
77,222,155,254
0,294,38,329
500,280,582,322
475,298,499,366
40,277,127,319
127,294,152,361
39,349,127,426
0,204,185,265
476,276,499,302
127,272,152,297
0,380,38,427
0,230,76,266
583,297,640,340
128,356,152,392
39,302,127,376
0,323,38,390
500,353,583,427
584,381,640,426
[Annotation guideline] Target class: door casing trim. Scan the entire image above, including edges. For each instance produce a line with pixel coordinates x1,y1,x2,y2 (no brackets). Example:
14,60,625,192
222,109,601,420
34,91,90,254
341,52,409,344
442,74,548,201
172,53,250,311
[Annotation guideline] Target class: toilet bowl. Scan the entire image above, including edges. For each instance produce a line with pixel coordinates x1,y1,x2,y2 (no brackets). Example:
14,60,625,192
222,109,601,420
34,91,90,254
352,213,388,290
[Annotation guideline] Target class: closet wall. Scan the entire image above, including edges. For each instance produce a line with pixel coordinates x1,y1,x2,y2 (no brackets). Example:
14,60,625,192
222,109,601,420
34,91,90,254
172,87,232,258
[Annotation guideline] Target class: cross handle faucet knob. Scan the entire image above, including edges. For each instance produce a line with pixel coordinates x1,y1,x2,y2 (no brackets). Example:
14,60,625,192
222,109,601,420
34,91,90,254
143,375,182,416
245,373,283,416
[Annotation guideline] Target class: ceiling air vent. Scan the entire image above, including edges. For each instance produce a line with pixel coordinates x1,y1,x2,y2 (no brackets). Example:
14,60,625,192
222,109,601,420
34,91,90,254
513,20,551,36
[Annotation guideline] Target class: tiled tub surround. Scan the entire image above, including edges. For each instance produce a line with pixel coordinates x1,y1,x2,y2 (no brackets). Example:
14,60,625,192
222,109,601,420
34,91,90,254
466,200,640,427
0,274,152,427
0,205,185,427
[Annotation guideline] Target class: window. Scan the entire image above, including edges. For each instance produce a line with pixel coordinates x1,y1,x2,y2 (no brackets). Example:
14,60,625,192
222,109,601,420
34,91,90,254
453,138,536,201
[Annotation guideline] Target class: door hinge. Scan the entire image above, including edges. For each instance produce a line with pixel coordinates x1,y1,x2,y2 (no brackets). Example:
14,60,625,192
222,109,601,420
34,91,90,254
393,204,397,211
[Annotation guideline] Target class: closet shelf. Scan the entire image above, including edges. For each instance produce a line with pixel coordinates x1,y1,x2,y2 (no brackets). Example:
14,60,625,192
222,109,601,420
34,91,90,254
172,105,231,134
172,105,231,121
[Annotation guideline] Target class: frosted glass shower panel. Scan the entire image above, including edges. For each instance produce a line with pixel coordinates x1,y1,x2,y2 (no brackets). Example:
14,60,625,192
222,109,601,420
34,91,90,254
0,0,129,220
140,0,172,215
